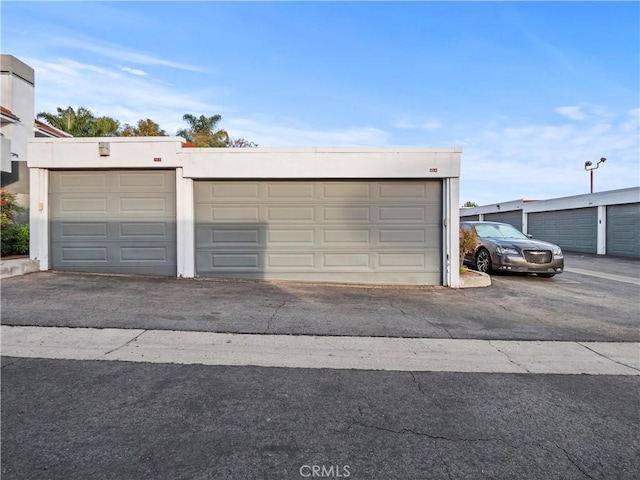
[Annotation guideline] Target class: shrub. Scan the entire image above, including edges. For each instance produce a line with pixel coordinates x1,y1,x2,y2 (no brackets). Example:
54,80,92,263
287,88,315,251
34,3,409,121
1,189,21,226
1,224,29,257
0,189,28,257
459,227,479,271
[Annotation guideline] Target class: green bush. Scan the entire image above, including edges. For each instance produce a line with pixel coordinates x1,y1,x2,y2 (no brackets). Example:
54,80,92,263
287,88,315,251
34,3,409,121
1,224,29,256
1,189,29,257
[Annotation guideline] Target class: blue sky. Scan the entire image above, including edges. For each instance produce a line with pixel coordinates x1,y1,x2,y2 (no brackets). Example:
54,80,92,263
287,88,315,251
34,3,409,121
2,1,638,205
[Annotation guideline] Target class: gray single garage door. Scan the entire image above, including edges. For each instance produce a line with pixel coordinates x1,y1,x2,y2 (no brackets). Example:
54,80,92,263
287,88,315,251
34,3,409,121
50,170,176,275
195,180,442,284
484,210,523,230
607,203,640,258
528,208,597,253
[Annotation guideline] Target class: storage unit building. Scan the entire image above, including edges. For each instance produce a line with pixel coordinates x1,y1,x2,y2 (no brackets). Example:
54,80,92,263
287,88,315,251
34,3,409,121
28,138,463,286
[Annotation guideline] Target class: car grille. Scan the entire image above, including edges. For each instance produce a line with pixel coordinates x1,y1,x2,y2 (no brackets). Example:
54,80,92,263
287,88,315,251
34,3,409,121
523,250,552,264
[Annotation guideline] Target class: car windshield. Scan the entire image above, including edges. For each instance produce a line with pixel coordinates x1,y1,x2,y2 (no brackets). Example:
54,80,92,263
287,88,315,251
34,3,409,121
474,224,528,240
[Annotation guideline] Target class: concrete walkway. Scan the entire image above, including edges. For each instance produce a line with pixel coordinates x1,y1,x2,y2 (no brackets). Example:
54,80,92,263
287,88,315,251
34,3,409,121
3,325,638,375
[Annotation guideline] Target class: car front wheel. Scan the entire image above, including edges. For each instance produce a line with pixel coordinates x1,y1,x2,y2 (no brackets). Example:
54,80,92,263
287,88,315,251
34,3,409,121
476,249,492,274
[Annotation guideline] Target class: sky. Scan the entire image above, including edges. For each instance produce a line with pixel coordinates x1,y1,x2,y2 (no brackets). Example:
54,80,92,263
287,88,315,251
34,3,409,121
2,0,638,206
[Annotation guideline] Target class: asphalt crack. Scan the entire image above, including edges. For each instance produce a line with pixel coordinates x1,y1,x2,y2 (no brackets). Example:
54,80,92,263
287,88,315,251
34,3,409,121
409,371,428,396
350,419,496,443
264,300,287,334
525,441,597,480
1,357,24,369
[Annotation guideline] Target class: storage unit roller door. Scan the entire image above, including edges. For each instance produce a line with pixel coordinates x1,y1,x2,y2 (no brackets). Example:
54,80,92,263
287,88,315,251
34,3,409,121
528,207,597,253
49,170,177,275
606,203,640,258
483,210,523,231
195,181,443,285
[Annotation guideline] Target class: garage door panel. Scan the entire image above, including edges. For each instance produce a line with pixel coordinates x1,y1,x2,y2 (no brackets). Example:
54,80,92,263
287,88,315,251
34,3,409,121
378,253,427,268
269,229,316,245
267,183,315,199
268,206,316,222
58,246,108,262
119,222,170,239
197,252,262,270
379,229,427,244
323,206,370,222
379,183,429,199
379,206,432,222
51,172,108,191
57,197,108,215
323,229,371,244
117,171,173,190
53,222,109,239
50,170,176,275
206,206,261,222
607,203,640,258
269,254,316,268
195,180,442,284
196,182,261,202
323,253,371,268
119,197,169,214
323,183,371,199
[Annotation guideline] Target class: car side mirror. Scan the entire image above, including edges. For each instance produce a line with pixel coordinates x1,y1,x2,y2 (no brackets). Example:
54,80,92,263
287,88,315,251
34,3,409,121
526,234,533,239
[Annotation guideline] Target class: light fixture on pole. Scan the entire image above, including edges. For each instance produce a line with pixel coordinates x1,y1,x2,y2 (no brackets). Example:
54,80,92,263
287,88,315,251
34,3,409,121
584,157,606,194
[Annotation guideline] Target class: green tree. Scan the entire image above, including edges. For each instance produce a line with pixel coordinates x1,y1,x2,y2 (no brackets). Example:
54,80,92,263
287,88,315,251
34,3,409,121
177,114,230,147
120,118,167,137
37,106,96,137
462,201,479,207
94,116,120,136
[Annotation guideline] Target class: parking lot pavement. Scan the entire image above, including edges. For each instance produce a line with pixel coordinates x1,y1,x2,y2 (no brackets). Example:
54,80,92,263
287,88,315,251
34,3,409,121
562,252,640,279
2,357,639,480
2,253,639,480
1,252,639,341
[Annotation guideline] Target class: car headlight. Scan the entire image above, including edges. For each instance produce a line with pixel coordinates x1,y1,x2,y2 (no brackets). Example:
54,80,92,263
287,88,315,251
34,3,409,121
552,247,563,256
496,246,519,255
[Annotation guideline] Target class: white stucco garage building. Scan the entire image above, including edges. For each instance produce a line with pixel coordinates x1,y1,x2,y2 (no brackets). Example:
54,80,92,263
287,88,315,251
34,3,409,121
27,137,463,286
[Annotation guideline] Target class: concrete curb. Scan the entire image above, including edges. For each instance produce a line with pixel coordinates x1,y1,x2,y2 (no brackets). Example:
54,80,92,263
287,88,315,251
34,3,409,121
1,258,40,279
459,269,491,288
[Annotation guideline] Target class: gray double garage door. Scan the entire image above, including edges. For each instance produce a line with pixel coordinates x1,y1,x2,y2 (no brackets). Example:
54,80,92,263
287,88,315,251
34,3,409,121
51,171,443,284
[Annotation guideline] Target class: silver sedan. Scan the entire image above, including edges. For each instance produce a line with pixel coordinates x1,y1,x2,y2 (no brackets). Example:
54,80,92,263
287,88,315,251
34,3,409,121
461,221,564,278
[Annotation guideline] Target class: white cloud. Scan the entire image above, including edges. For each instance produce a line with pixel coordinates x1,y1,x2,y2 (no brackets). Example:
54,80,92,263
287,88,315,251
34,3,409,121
119,66,148,77
555,105,587,120
28,57,226,134
51,36,208,73
458,108,639,205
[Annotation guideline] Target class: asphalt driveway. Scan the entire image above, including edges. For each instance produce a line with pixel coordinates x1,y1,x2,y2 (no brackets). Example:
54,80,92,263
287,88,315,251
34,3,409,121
2,253,638,342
